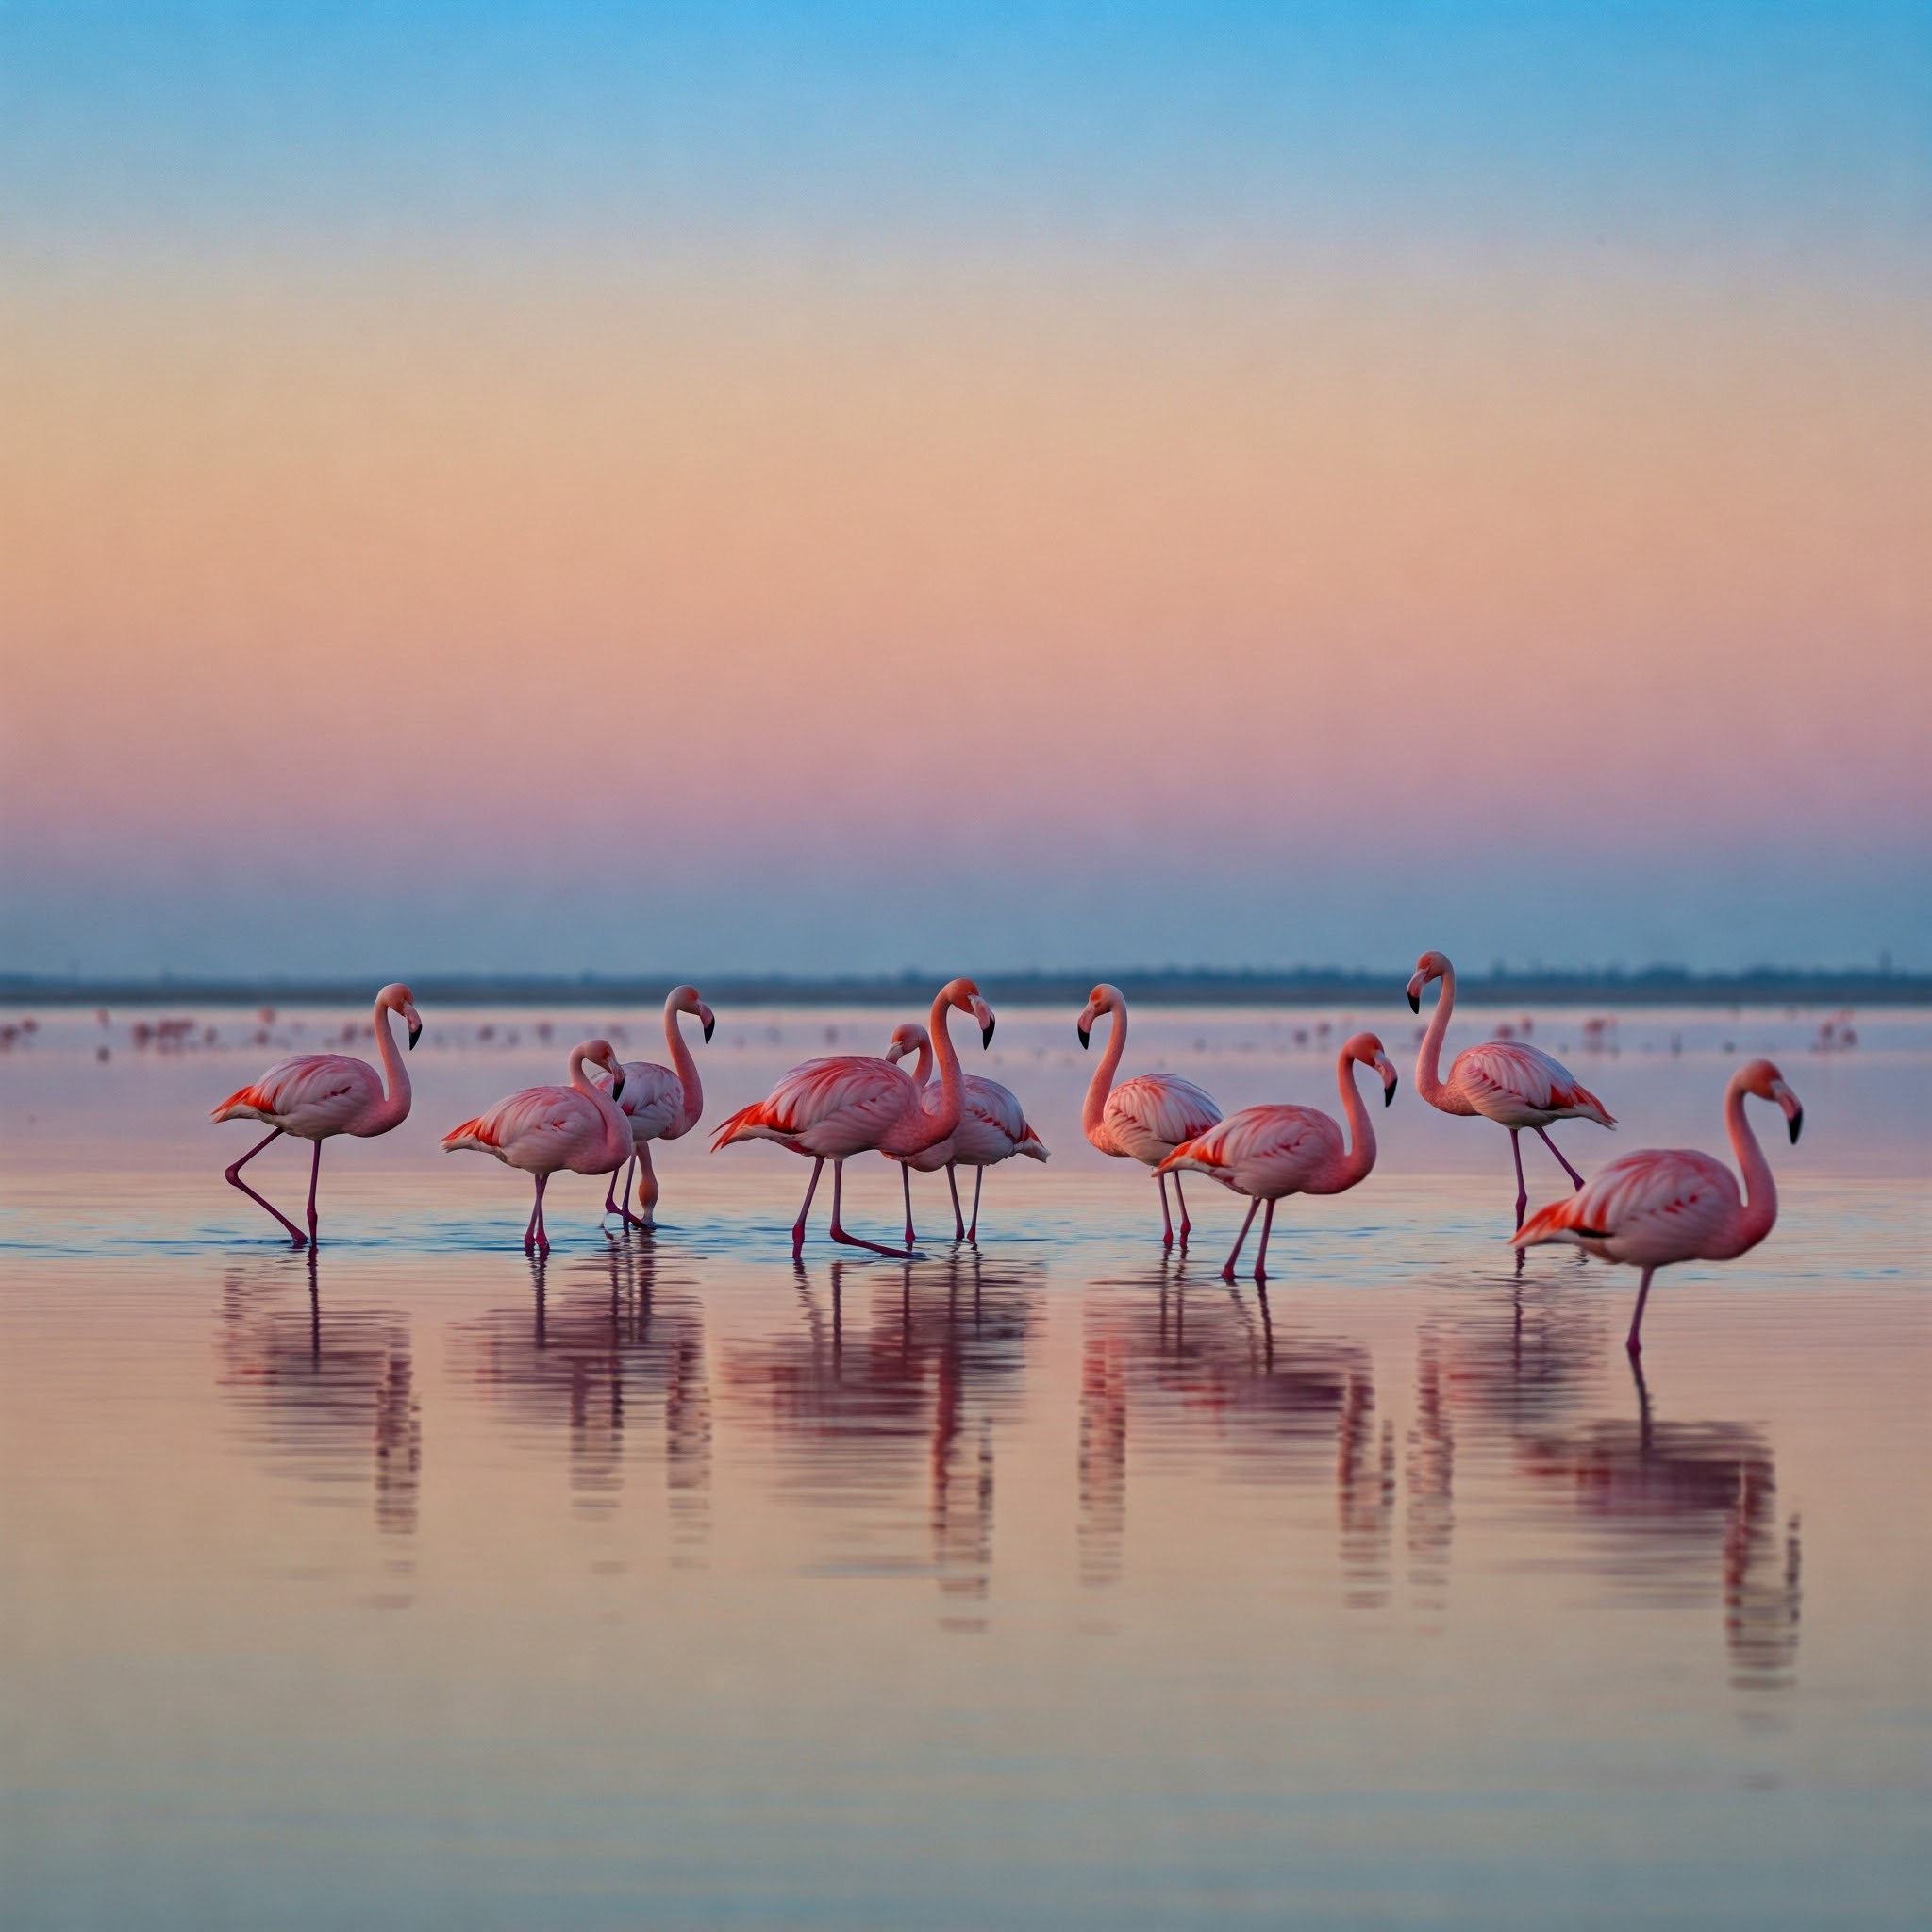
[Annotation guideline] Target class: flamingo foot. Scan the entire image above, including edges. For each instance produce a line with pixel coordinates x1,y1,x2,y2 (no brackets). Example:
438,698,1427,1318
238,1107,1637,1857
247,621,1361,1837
1221,1261,1237,1284
830,1223,915,1258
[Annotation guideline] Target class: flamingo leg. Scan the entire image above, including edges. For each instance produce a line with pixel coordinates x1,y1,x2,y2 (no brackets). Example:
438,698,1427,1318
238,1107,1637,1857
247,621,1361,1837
604,1150,632,1218
901,1162,916,1246
224,1127,307,1248
523,1174,552,1256
1254,1198,1276,1285
791,1158,825,1259
829,1159,911,1257
1174,1171,1193,1248
633,1143,659,1229
1625,1266,1656,1355
1158,1172,1175,1247
304,1138,324,1246
1509,1129,1528,1230
1536,1126,1587,1191
968,1167,983,1243
1222,1197,1260,1283
946,1163,965,1241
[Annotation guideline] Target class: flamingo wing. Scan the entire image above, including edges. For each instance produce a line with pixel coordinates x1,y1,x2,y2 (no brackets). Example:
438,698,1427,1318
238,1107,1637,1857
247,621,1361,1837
1161,1104,1341,1192
212,1053,382,1135
443,1085,606,1168
1450,1041,1614,1125
603,1060,684,1141
1105,1074,1223,1158
1516,1149,1740,1259
951,1076,1049,1163
712,1056,912,1152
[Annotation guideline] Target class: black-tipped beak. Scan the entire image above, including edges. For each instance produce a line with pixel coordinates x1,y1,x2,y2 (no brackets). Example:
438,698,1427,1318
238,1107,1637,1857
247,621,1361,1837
702,1014,716,1043
1789,1108,1803,1144
1077,1025,1090,1049
1383,1075,1398,1108
1407,990,1420,1014
407,1018,422,1051
981,1018,995,1048
611,1073,625,1103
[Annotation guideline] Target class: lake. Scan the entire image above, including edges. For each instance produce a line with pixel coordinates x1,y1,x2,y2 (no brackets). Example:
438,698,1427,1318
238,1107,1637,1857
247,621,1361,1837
2,1002,1926,1927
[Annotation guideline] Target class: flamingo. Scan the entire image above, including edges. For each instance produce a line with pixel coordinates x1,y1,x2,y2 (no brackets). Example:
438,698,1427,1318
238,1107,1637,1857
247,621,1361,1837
1513,1058,1803,1355
212,981,422,1247
1076,983,1222,1247
1158,1031,1398,1284
441,1040,630,1255
881,1020,1049,1242
1407,948,1615,1229
595,985,716,1230
711,978,995,1258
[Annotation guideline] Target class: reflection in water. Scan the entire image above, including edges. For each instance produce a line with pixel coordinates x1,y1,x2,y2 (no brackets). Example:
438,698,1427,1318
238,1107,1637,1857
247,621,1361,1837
1078,1262,1388,1603
1517,1358,1803,1690
215,1252,422,1537
1430,1274,1605,1439
721,1250,1040,1623
449,1241,711,1551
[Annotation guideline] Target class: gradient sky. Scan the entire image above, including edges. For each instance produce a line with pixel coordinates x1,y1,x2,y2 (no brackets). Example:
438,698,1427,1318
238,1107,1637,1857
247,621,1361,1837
2,2,1927,976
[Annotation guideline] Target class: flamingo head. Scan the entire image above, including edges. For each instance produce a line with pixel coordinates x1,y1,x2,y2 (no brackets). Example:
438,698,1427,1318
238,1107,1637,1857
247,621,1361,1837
1346,1030,1400,1107
1407,950,1450,1014
670,984,716,1043
941,977,995,1047
1077,981,1123,1049
885,1022,930,1066
585,1038,626,1103
378,982,424,1049
1740,1058,1804,1143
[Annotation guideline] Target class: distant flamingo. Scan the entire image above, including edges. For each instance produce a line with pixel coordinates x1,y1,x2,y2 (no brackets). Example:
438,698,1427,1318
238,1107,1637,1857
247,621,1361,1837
1407,949,1614,1228
442,1040,630,1255
882,1020,1049,1241
1514,1059,1803,1354
711,979,995,1258
1158,1032,1398,1283
212,982,422,1247
595,985,716,1230
1076,983,1222,1247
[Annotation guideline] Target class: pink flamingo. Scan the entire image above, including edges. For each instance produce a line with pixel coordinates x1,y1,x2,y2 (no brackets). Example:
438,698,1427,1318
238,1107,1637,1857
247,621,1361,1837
1158,1032,1398,1283
1076,983,1222,1247
711,979,995,1258
595,985,716,1230
441,1040,630,1255
881,1021,1049,1242
1514,1059,1803,1354
1407,949,1615,1228
212,981,422,1247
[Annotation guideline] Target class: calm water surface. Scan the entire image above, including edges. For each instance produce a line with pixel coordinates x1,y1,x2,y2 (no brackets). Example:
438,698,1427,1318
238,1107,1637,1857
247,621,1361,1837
2,1007,1927,1927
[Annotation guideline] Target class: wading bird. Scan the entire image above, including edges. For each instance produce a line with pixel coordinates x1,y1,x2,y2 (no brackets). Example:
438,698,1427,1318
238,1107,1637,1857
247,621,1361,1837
212,982,422,1247
882,1020,1048,1242
1407,949,1614,1229
1159,1032,1398,1283
597,985,715,1230
1076,983,1221,1248
442,1040,631,1256
1513,1059,1803,1354
711,979,995,1258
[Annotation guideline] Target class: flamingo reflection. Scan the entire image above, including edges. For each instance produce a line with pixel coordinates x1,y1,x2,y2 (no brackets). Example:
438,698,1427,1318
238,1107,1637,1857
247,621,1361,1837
1077,1263,1389,1603
448,1241,711,1546
216,1251,422,1537
720,1251,1039,1620
1516,1357,1802,1688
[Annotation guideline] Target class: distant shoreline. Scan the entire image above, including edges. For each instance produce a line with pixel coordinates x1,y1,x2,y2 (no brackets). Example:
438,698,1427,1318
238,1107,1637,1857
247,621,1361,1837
2,969,1924,1009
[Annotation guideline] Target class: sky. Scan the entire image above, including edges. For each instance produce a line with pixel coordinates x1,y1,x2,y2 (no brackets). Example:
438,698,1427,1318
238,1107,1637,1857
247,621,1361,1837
2,2,1927,978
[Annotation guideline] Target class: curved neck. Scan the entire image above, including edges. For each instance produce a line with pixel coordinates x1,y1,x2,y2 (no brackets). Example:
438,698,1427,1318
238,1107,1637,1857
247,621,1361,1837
1082,1007,1126,1142
909,1037,934,1088
912,992,967,1149
1725,1076,1777,1252
1414,961,1456,1107
1330,1050,1378,1191
366,998,411,1128
568,1046,599,1095
664,999,704,1133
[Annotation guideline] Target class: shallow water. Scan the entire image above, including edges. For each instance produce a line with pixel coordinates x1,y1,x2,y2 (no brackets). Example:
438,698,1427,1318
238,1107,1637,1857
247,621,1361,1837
2,1006,1927,1927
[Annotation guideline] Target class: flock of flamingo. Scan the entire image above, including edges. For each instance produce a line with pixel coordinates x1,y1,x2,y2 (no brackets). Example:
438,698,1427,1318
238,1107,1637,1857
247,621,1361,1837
212,950,1805,1354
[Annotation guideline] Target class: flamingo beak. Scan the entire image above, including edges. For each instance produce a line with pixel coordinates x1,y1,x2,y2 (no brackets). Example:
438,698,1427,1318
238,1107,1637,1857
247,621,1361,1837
974,1000,995,1048
407,1011,423,1050
700,1005,716,1043
1076,1003,1095,1049
1406,973,1424,1015
611,1071,626,1102
1379,1058,1398,1107
1774,1083,1803,1143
